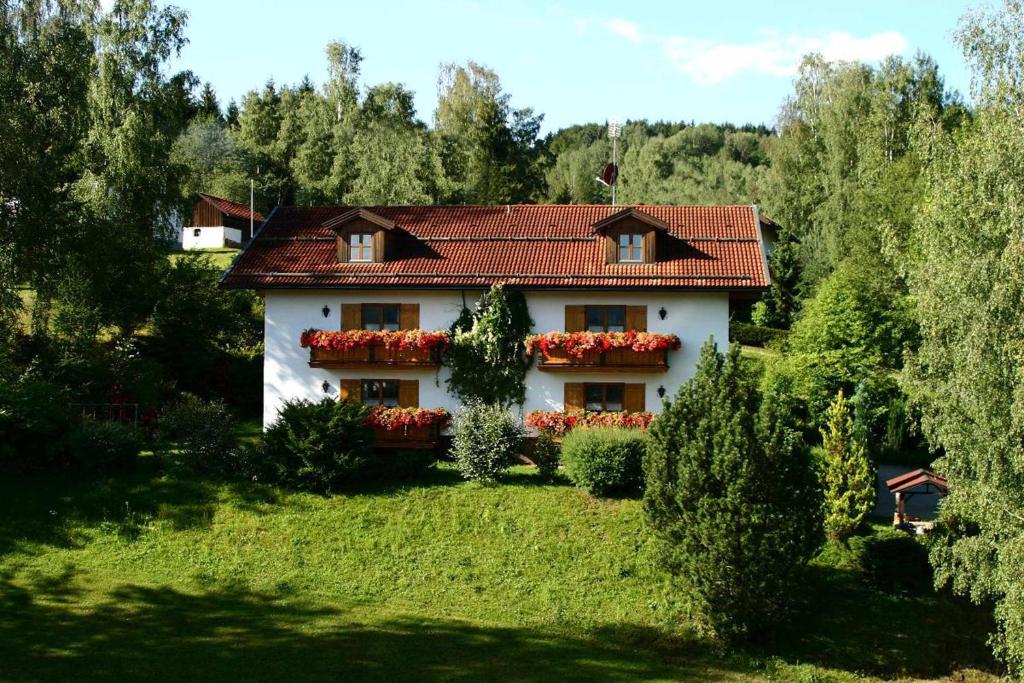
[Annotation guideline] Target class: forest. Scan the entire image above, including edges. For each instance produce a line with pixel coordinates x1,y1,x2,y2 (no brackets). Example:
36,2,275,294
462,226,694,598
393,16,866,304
2,0,1024,677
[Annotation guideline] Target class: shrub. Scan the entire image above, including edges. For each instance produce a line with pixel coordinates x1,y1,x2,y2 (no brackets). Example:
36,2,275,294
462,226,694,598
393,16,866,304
561,427,646,497
263,398,372,491
160,393,237,473
531,430,560,481
820,390,875,542
68,419,144,474
450,401,523,482
364,449,437,480
853,529,932,595
729,320,789,348
644,340,822,643
0,374,73,472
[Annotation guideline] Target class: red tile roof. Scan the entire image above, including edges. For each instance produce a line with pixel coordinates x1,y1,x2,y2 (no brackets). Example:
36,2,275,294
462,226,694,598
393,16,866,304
198,193,265,222
221,204,771,291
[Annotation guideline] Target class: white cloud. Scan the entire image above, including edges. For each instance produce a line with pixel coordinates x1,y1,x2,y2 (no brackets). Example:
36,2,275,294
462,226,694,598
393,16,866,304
590,19,909,85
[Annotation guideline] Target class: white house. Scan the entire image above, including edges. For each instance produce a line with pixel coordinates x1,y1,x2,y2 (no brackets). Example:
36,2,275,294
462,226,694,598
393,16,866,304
181,193,264,250
221,204,772,441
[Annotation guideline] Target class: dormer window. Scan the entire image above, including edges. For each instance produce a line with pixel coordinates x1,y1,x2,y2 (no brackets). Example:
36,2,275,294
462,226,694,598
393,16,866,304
619,233,644,262
350,233,374,262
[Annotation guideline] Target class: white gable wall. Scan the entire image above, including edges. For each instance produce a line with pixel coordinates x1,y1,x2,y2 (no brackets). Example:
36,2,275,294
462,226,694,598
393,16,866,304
182,226,242,250
262,288,729,428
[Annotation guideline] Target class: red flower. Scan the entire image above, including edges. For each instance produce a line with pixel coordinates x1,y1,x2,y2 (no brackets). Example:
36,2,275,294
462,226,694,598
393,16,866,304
524,331,680,359
365,406,451,431
524,410,654,435
300,329,451,352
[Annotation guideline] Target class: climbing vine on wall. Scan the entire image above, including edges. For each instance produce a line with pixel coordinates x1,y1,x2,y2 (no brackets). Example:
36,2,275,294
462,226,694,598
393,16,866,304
445,283,533,407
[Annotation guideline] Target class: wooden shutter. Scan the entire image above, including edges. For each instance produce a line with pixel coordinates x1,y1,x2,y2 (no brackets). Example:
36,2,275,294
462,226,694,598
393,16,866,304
565,305,586,332
336,234,350,263
623,384,646,413
372,230,386,262
398,379,419,408
643,230,656,263
339,379,361,402
399,303,420,330
564,383,585,411
605,233,618,263
625,305,647,332
341,303,361,330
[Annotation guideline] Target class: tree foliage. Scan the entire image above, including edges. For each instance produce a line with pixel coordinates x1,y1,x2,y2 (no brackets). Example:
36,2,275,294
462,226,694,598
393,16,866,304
644,341,821,642
820,389,875,541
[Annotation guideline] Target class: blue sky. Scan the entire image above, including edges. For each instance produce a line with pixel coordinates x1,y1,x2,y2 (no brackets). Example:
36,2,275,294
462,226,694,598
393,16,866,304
169,0,976,133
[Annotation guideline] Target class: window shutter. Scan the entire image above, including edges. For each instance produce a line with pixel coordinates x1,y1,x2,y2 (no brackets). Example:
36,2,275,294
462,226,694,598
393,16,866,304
336,234,350,263
625,305,647,332
339,379,361,402
605,234,618,263
564,383,585,411
341,304,361,330
399,303,420,330
565,305,585,332
623,384,646,413
372,230,385,262
643,230,656,262
398,379,419,408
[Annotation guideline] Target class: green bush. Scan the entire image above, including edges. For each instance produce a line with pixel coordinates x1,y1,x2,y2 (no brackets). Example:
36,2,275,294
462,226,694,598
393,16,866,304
852,529,932,595
450,401,523,482
263,398,372,492
160,393,237,473
68,419,144,474
531,430,560,481
561,427,646,497
364,449,437,480
729,320,789,348
0,375,73,472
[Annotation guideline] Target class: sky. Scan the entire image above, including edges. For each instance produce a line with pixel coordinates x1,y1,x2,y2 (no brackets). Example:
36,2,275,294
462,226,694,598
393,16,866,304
168,0,977,133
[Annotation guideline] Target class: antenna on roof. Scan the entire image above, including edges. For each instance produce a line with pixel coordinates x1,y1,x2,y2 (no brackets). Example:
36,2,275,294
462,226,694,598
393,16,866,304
595,117,621,206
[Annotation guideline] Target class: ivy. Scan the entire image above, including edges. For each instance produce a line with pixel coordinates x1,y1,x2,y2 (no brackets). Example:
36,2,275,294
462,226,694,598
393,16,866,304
445,283,533,407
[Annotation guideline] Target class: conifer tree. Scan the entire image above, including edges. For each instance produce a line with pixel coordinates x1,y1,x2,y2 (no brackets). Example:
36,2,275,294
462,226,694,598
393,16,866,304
644,340,821,642
820,389,875,541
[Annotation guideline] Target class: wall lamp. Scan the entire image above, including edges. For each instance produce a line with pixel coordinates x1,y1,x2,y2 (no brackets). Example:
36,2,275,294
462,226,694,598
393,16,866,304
658,307,667,320
322,305,331,318
321,381,332,394
657,385,666,399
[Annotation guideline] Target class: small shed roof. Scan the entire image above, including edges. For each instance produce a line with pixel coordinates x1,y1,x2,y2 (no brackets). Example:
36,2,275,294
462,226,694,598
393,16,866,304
886,468,949,495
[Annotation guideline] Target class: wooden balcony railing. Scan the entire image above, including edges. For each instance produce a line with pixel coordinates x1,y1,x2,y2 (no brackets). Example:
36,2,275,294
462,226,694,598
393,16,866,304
308,346,441,369
536,347,669,373
372,423,441,449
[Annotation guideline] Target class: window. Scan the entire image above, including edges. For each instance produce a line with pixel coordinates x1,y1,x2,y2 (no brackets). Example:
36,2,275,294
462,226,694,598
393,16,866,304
362,379,399,407
362,304,400,331
349,233,374,261
585,383,624,412
618,233,644,262
193,228,202,237
585,305,626,333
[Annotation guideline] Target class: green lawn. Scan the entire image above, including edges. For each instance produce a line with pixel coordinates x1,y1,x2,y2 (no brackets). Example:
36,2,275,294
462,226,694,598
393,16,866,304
0,457,998,682
168,247,241,272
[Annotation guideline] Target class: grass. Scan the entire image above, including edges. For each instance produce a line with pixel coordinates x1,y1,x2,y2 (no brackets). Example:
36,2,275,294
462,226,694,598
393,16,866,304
168,247,240,272
0,452,999,682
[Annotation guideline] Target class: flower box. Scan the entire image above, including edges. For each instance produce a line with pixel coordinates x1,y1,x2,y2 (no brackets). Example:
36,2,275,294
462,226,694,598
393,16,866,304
302,329,447,368
371,423,441,449
525,331,678,372
525,410,654,435
365,406,449,449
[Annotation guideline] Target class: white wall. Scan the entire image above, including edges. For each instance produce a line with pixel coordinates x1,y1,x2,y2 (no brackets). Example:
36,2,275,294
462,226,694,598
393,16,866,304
182,226,242,250
262,289,729,428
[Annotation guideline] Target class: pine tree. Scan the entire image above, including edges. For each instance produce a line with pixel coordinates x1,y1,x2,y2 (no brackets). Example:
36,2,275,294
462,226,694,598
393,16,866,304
820,389,875,541
644,340,821,642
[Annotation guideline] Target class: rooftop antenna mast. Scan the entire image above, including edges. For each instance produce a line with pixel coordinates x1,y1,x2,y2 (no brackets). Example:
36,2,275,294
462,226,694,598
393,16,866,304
596,118,621,206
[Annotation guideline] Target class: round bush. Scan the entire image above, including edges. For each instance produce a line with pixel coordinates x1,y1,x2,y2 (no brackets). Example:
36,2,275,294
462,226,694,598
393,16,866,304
561,426,646,497
264,398,372,491
450,402,523,482
530,430,560,481
160,393,237,473
68,419,144,474
854,529,933,595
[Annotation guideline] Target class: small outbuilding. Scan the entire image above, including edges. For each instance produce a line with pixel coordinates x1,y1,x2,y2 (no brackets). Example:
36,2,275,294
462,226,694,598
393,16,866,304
181,193,264,250
886,468,948,533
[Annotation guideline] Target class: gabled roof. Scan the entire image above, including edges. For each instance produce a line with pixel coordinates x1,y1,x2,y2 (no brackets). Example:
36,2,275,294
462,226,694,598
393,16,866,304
886,469,949,495
591,206,670,233
322,207,397,231
198,193,265,222
221,204,772,291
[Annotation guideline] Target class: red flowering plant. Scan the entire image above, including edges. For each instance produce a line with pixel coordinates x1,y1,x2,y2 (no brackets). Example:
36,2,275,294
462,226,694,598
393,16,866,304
525,410,654,435
365,406,451,431
523,331,680,359
300,329,450,352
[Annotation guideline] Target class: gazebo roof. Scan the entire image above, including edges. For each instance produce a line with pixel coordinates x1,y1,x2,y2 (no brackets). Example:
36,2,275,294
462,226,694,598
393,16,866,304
886,468,949,496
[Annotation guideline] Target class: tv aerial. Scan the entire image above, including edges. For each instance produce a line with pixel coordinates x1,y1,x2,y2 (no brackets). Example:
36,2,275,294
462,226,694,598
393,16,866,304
595,118,621,205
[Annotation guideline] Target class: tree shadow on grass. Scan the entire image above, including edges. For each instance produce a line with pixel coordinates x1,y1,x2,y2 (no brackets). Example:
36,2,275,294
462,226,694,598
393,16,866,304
0,569,744,683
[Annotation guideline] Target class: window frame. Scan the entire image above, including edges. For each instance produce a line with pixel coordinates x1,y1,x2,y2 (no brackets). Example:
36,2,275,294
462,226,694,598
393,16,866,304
361,379,400,407
618,232,644,263
584,383,625,412
585,305,627,333
349,232,374,262
361,303,401,331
